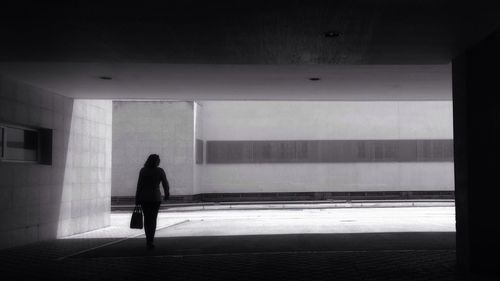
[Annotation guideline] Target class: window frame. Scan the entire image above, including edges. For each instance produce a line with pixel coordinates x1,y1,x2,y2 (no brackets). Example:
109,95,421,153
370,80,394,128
0,123,41,164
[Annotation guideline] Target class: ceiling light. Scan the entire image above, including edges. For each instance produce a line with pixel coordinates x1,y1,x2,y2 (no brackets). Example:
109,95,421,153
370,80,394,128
324,31,341,38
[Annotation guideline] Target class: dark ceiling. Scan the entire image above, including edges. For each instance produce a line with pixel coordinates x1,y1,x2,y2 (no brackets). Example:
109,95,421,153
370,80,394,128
1,0,499,64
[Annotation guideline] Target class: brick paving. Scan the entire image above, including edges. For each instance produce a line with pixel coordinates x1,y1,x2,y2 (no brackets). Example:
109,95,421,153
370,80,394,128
0,240,463,281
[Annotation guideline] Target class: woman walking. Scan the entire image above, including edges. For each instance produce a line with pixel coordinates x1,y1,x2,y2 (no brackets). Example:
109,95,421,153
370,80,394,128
135,154,170,249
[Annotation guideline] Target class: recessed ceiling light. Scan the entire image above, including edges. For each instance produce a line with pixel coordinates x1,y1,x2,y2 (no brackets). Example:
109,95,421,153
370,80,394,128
99,76,112,80
324,31,341,38
309,77,321,81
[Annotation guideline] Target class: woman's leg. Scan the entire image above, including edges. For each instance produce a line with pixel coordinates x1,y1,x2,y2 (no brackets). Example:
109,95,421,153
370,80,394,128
142,202,161,246
142,203,154,245
148,202,161,243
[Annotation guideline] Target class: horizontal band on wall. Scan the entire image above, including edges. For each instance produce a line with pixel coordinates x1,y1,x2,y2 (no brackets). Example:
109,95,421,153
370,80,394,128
112,191,455,206
206,139,454,164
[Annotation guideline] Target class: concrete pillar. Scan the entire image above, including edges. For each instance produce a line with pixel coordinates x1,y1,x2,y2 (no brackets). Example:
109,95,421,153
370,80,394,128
453,30,500,274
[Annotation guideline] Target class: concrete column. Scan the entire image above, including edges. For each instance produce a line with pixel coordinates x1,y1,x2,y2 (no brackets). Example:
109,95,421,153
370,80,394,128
453,30,500,274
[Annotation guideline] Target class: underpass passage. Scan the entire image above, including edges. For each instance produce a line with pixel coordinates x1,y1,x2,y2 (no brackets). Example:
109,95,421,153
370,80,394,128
71,206,455,258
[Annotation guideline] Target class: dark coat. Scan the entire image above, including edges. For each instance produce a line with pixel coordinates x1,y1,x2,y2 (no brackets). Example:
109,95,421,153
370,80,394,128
135,167,169,203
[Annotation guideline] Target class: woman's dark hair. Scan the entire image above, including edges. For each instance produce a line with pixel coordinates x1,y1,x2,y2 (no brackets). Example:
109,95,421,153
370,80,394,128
144,154,160,168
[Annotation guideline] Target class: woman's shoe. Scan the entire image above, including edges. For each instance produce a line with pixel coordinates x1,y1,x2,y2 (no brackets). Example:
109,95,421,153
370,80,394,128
147,242,155,249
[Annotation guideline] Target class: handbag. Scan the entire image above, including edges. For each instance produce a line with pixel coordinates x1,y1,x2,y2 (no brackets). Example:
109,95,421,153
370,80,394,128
130,205,143,229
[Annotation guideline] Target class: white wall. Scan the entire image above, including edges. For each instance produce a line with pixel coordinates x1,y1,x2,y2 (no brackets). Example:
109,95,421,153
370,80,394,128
57,100,112,237
112,101,194,197
200,101,454,193
0,76,112,249
201,101,453,140
201,163,454,193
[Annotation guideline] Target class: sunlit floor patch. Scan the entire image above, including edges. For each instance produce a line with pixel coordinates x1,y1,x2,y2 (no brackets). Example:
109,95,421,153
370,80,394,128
157,206,455,237
62,206,455,240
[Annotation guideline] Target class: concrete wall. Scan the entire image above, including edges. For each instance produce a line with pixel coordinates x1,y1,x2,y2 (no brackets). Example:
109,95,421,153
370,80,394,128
0,76,112,249
200,101,454,193
112,101,194,197
58,100,112,237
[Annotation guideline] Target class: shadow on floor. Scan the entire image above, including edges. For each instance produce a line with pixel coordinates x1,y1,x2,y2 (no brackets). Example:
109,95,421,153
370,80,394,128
73,232,456,258
0,232,470,281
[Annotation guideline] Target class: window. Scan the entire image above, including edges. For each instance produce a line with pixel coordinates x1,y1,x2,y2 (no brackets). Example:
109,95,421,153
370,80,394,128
0,124,40,162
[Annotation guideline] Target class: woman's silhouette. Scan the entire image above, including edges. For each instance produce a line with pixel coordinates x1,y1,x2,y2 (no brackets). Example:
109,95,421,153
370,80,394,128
135,154,170,249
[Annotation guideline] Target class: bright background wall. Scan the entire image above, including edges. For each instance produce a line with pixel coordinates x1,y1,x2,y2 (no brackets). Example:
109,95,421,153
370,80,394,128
201,101,453,140
111,100,454,197
112,101,195,197
199,101,454,193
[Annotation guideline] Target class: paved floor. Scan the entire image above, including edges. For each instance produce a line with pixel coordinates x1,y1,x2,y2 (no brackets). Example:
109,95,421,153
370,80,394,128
0,206,487,281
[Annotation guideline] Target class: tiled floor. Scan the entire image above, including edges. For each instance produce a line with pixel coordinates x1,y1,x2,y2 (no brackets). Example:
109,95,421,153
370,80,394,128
1,238,461,281
0,206,483,281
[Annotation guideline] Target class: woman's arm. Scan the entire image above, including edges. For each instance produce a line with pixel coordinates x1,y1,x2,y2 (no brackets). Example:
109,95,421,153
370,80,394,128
135,169,143,204
160,169,170,200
